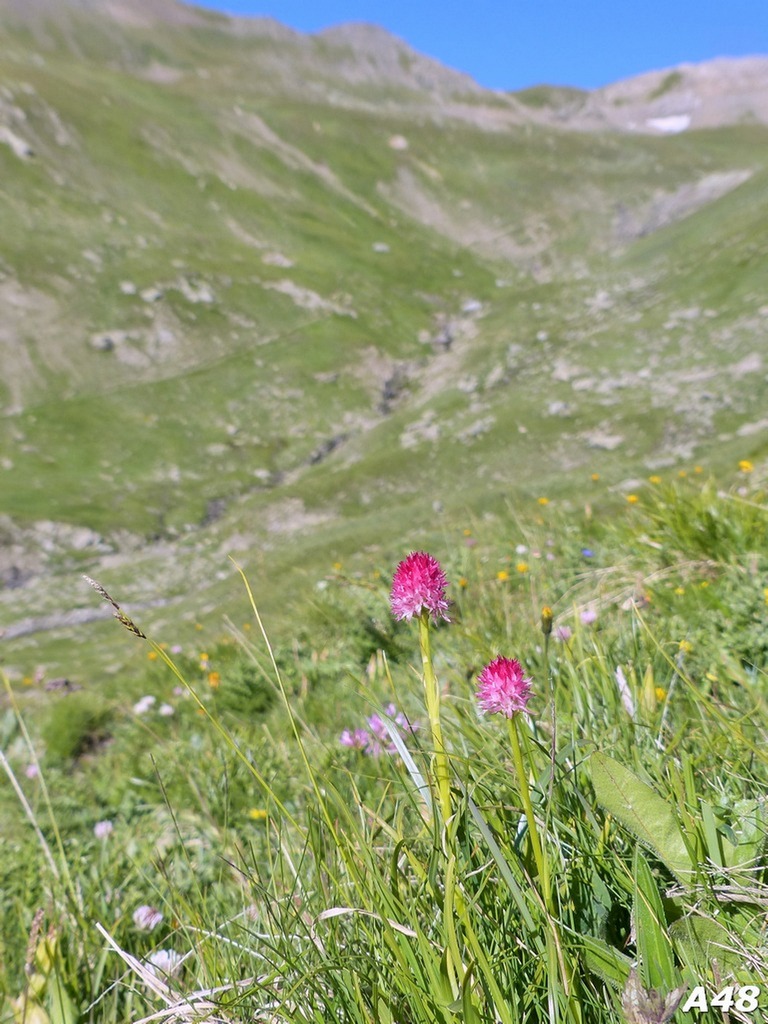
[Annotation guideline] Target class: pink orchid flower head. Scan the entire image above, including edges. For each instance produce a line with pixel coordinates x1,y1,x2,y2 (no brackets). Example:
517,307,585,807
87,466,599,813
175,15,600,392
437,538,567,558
390,551,450,623
476,656,533,718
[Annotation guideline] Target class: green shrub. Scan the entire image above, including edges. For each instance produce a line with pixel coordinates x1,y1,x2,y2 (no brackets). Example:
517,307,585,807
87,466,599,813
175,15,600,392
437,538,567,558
41,692,112,763
212,656,275,719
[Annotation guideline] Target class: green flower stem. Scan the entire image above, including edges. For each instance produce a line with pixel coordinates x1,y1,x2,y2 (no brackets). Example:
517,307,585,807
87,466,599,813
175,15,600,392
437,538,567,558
418,609,452,823
511,708,582,1022
508,713,551,912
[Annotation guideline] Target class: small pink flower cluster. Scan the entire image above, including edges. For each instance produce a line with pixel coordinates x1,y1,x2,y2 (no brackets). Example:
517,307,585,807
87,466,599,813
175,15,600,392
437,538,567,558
390,551,450,623
476,656,532,718
340,704,419,757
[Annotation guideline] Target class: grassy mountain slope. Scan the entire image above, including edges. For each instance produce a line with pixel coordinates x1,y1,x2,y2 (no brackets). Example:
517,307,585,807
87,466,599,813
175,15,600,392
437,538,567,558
0,1,767,678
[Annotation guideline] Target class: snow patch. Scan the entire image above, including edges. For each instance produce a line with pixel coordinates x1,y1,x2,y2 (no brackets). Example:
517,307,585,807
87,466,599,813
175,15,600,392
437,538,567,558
645,114,691,134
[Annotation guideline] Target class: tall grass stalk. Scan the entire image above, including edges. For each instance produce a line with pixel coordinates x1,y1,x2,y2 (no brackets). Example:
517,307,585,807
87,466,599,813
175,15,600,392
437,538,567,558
417,609,452,824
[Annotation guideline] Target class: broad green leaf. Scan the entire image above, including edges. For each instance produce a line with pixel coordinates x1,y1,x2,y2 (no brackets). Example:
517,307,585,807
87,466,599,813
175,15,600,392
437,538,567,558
633,847,677,991
670,916,744,977
640,663,657,718
46,973,77,1024
13,1003,49,1024
578,934,633,989
460,963,483,1024
437,947,459,1008
373,995,393,1024
591,753,693,882
699,800,723,868
725,798,768,872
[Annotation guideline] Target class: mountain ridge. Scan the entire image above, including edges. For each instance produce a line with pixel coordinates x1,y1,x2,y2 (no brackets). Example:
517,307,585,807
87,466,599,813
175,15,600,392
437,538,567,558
1,0,767,130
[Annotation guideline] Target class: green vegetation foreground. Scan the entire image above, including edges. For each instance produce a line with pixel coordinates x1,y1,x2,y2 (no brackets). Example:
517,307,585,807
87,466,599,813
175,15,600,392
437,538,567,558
2,471,767,1023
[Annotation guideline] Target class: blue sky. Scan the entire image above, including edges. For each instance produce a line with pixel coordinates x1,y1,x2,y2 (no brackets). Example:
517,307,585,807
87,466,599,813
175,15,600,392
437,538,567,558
190,0,768,91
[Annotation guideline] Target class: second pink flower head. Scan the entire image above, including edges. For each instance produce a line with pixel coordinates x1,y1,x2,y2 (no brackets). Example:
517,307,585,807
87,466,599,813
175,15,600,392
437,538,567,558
390,551,450,623
476,656,533,718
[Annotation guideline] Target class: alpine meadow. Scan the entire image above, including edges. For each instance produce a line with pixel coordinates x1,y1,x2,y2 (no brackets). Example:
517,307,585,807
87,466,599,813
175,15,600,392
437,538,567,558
1,3,767,1022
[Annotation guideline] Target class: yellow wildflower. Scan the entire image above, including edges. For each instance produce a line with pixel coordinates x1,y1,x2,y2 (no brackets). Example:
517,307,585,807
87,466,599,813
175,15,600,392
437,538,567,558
739,459,754,473
674,586,685,596
516,562,529,574
248,808,268,821
655,687,667,702
678,640,693,654
626,494,639,504
463,528,472,536
537,496,550,506
147,650,158,661
208,671,221,689
590,473,600,482
496,570,509,582
694,465,703,474
333,561,343,571
541,606,553,638
678,469,687,479
458,577,468,589
648,475,662,485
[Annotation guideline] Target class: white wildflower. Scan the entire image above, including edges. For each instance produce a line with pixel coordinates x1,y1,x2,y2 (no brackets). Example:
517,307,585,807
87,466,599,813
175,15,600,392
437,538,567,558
146,949,183,978
132,695,156,715
133,905,163,931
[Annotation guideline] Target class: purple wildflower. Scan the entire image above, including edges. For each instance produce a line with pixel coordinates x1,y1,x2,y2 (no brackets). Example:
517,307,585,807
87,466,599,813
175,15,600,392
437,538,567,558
94,820,113,840
339,728,370,750
340,705,419,757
